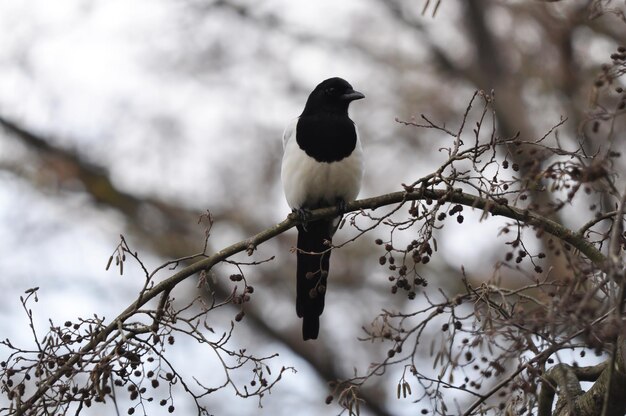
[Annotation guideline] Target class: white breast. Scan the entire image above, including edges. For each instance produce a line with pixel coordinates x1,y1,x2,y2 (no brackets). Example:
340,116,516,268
281,119,364,210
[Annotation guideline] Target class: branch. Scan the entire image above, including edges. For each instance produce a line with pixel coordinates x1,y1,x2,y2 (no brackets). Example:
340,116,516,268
15,186,606,413
566,337,626,416
538,364,584,416
538,339,626,416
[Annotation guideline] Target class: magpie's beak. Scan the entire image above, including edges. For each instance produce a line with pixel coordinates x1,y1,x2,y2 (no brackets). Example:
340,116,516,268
341,89,365,102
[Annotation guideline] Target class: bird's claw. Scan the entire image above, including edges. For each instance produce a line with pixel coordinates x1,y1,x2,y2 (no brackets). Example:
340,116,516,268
292,208,313,222
335,198,348,214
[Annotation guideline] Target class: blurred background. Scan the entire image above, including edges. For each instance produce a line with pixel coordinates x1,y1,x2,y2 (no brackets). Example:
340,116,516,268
1,0,624,415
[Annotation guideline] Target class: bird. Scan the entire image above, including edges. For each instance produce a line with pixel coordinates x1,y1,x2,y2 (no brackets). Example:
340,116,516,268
281,77,365,340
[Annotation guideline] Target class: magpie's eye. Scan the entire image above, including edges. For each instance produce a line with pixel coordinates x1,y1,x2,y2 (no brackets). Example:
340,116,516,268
324,87,336,95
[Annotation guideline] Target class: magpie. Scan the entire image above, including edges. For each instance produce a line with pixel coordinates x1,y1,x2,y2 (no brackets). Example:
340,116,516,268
281,77,365,340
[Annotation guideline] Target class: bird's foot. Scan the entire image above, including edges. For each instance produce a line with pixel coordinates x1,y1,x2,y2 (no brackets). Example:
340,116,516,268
335,198,348,214
292,208,313,223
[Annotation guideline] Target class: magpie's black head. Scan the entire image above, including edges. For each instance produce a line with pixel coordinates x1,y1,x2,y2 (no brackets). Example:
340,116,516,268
301,77,364,116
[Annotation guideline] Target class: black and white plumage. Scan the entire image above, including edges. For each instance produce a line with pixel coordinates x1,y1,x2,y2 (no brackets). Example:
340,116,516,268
281,77,365,340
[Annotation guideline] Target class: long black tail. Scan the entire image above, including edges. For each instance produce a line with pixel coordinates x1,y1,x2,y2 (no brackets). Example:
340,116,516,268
296,219,333,340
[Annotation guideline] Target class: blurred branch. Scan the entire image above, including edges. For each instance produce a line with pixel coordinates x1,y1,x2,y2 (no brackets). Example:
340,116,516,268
183,0,417,74
238,298,393,416
0,115,143,218
378,0,460,75
0,114,200,254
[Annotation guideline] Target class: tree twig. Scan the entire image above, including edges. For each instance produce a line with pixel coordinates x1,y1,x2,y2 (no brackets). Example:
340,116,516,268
14,186,607,414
